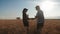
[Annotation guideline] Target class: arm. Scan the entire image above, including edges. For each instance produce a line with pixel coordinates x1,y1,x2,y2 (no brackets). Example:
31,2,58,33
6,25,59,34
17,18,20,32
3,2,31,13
26,14,30,20
35,16,38,20
35,13,39,20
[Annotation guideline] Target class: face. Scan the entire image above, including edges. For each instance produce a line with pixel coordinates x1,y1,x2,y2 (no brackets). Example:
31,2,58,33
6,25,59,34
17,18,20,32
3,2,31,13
24,9,28,13
23,8,28,13
36,6,40,11
26,10,28,12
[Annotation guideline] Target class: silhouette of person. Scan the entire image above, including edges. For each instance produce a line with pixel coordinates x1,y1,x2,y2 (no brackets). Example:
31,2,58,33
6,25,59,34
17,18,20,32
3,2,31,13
22,8,29,27
22,8,29,34
35,5,44,34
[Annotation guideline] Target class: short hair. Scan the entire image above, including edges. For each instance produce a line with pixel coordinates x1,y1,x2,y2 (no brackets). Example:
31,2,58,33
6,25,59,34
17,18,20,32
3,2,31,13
35,5,40,8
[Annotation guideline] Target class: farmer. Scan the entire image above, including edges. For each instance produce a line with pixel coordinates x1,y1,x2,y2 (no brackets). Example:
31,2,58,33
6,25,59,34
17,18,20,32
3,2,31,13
35,5,44,34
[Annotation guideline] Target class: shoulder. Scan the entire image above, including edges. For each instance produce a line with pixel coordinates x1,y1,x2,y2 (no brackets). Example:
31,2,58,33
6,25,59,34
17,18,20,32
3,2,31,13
40,10,43,12
40,10,43,13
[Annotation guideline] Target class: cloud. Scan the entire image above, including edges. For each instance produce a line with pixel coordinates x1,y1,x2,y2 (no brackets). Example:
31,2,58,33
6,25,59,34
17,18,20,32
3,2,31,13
51,0,60,3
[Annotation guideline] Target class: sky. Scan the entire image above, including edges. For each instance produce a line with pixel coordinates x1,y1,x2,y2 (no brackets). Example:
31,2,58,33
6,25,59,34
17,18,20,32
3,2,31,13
0,0,60,19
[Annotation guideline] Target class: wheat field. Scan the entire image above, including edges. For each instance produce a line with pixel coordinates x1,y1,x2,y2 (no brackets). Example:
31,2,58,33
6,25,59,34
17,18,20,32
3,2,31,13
0,19,60,34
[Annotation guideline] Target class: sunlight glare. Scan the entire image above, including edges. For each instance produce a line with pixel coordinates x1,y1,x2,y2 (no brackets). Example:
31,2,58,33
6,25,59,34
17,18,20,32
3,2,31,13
40,1,54,11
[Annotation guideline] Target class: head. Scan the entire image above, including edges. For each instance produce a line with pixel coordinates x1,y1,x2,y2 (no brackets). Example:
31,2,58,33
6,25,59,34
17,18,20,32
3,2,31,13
23,8,28,13
35,5,40,11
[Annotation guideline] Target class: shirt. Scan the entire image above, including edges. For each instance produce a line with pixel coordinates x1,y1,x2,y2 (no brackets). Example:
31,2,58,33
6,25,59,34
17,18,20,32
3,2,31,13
36,10,44,23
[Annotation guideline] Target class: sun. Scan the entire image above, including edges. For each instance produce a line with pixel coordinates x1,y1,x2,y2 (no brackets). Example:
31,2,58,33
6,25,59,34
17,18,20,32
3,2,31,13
39,1,54,11
36,1,55,17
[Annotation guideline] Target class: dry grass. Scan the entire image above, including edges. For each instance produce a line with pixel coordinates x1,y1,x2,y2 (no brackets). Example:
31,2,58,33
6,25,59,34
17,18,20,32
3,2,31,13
0,19,60,34
0,19,26,34
41,19,60,34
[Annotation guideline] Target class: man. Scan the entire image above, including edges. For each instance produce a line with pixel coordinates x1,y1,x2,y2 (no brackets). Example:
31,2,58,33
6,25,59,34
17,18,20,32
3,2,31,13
35,5,44,34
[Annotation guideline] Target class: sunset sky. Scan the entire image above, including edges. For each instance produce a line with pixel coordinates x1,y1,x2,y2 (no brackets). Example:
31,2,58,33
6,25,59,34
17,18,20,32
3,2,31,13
0,0,60,19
